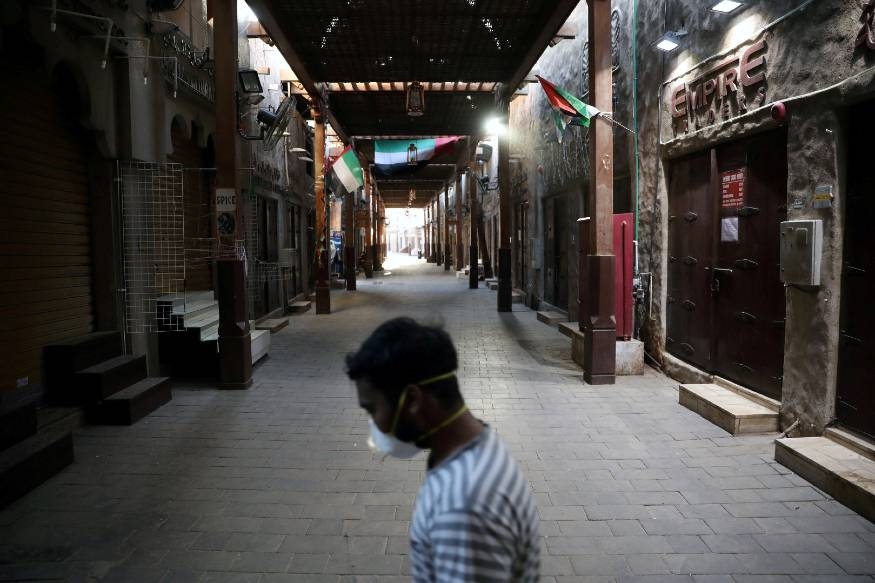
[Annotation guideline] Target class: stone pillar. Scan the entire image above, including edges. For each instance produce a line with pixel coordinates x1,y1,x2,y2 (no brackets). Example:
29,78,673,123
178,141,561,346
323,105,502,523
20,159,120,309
583,0,616,384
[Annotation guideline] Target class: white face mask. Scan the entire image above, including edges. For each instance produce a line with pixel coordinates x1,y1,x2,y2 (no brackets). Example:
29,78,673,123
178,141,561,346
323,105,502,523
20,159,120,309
365,371,466,460
367,418,422,459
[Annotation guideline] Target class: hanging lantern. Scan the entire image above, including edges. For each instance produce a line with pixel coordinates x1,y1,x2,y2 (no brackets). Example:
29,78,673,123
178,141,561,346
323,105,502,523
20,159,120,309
406,81,425,116
407,143,418,165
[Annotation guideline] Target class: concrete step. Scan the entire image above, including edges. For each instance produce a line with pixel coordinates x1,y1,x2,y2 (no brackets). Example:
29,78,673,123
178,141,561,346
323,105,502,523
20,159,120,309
775,431,875,523
488,281,499,291
0,401,37,451
679,383,779,435
512,291,523,304
288,300,312,314
173,300,219,321
256,318,289,333
252,329,271,364
43,331,122,394
558,322,578,339
0,427,73,509
74,355,148,403
537,311,566,327
712,375,780,412
90,377,172,426
156,291,214,308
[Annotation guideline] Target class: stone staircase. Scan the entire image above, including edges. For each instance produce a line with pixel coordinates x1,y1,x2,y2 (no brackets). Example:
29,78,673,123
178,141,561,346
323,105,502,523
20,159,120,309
0,392,74,509
43,331,171,426
157,292,270,378
679,377,780,435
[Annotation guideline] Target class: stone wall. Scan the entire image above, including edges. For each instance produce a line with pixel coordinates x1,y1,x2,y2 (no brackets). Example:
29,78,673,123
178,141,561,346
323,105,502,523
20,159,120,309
633,0,875,434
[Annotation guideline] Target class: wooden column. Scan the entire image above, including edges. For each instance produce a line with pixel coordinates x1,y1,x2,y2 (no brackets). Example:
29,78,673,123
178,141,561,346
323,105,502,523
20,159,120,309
468,168,479,289
361,170,373,277
345,188,356,291
434,196,441,265
497,99,512,312
424,203,430,261
214,0,251,389
313,106,330,314
583,0,616,384
455,172,464,271
443,185,450,271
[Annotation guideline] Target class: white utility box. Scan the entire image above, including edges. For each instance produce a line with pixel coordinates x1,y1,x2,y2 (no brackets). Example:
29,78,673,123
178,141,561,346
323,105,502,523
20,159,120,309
780,220,823,286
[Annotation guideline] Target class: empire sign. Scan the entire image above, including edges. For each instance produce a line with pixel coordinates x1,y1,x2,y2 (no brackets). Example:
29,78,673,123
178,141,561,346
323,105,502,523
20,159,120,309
669,38,768,136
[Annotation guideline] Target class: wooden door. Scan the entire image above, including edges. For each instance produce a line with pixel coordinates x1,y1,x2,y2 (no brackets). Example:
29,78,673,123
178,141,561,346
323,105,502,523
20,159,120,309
666,150,715,372
836,100,875,438
544,198,556,305
168,121,213,291
712,131,787,400
667,131,787,400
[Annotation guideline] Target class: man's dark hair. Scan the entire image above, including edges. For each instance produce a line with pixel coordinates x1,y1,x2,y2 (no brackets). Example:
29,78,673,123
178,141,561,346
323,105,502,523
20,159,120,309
346,317,461,408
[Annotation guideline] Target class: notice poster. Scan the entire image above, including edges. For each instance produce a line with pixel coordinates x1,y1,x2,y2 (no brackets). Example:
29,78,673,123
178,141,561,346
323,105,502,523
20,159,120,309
721,168,746,212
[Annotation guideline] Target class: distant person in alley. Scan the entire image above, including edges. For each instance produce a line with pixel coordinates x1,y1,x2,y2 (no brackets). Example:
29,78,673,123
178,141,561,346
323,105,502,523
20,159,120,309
346,317,540,582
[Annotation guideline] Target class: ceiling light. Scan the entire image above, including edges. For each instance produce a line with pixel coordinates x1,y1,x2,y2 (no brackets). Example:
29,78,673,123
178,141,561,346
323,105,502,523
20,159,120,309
484,117,507,136
711,1,743,13
654,29,687,52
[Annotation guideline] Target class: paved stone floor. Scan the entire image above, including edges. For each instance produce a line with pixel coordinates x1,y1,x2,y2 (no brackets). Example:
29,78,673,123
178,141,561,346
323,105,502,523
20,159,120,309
2,254,874,582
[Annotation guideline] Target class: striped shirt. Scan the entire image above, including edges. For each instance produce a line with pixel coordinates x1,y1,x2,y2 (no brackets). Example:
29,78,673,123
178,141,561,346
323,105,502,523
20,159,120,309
410,426,540,582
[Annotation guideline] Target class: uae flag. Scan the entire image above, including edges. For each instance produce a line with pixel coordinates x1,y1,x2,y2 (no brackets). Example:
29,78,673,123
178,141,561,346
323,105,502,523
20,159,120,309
536,75,600,142
327,145,364,195
373,137,460,177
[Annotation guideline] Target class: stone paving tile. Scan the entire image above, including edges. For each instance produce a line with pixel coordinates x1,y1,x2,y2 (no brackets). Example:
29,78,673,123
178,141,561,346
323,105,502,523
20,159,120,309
1,257,874,581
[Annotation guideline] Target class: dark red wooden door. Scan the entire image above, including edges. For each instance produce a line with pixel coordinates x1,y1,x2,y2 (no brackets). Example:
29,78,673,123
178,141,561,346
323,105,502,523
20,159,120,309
667,150,715,372
836,100,875,439
667,131,787,400
712,131,787,400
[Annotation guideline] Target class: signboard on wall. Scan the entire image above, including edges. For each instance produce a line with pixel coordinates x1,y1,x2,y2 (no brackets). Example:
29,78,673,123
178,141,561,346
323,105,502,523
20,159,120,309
666,37,768,138
216,188,237,240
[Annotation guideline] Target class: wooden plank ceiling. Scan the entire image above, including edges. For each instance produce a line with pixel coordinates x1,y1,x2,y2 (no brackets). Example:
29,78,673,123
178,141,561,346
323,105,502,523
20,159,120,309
247,0,578,206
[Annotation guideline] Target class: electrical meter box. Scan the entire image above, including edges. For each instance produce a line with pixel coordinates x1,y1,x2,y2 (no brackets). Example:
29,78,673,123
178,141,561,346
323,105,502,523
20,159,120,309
780,219,823,286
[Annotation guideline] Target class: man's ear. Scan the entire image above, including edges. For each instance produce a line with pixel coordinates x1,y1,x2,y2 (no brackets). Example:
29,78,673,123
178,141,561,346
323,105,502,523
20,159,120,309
405,383,425,415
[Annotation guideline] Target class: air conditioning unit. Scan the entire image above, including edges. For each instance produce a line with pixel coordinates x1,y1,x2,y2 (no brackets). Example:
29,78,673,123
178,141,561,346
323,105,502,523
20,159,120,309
475,142,493,163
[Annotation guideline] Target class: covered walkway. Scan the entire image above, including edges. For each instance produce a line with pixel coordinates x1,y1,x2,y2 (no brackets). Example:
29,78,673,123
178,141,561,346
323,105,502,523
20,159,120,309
1,258,873,582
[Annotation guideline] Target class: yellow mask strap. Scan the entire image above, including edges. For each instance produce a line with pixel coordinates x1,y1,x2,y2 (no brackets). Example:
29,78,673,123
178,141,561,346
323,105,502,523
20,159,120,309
416,371,456,386
418,404,468,442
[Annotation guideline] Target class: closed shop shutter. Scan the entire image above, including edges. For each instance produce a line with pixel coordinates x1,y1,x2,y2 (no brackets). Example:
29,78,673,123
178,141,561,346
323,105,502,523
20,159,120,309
0,65,94,391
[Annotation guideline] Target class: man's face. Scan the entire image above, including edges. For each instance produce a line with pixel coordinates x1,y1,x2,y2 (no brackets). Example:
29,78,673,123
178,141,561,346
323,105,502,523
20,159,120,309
356,378,423,443
356,378,394,434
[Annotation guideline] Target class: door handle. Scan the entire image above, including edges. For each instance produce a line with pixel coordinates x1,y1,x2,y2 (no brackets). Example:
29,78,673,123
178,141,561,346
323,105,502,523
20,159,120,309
713,268,734,274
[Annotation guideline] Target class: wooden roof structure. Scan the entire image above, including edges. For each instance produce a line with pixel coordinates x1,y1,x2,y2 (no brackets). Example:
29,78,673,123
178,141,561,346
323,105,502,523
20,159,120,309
247,0,578,206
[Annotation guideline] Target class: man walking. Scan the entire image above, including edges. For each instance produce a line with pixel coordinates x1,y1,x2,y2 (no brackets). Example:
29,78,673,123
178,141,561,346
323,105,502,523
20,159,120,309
346,317,540,582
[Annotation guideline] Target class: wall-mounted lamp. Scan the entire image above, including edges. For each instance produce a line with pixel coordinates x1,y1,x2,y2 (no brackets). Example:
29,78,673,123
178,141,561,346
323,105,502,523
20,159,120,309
711,1,744,13
654,29,687,52
238,69,263,93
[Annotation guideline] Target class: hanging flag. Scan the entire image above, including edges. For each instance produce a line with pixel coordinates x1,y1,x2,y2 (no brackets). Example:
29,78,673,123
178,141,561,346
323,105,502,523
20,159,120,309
327,145,364,195
373,137,460,176
536,75,600,129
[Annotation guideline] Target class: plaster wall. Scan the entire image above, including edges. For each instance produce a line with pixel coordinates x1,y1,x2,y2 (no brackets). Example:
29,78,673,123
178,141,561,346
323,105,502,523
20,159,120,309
508,1,635,321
